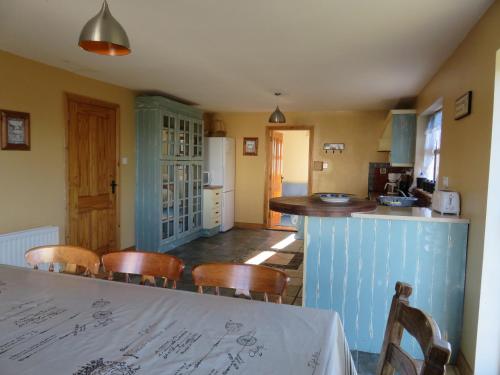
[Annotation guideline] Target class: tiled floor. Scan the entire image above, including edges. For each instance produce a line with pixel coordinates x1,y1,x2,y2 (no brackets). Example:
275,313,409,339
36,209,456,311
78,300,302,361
168,228,303,305
351,351,379,374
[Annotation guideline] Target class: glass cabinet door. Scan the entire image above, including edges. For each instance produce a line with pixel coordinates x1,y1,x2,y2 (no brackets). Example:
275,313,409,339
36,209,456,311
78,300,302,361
161,113,176,159
192,120,203,159
176,162,191,237
191,162,203,231
176,118,191,158
161,161,175,241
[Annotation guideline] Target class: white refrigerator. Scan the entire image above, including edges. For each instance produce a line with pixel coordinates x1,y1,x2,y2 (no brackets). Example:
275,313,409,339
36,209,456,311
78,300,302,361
204,137,235,232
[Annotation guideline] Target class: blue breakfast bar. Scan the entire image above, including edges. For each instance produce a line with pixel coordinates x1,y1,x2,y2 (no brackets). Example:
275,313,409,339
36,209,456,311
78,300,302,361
270,196,469,362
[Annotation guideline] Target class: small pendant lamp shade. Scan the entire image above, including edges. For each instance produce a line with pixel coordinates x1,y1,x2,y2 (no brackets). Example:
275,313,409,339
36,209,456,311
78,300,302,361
268,106,286,123
268,93,286,123
78,0,131,56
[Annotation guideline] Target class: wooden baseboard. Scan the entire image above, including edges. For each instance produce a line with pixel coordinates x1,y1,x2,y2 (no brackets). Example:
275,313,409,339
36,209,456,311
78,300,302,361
456,350,473,375
234,222,265,230
269,225,297,232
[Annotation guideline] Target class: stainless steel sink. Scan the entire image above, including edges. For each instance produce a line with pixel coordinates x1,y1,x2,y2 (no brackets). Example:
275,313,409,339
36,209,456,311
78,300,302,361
377,195,418,207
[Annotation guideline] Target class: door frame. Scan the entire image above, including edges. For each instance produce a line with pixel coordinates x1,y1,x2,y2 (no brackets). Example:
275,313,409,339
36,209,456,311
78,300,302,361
64,93,121,250
263,125,314,229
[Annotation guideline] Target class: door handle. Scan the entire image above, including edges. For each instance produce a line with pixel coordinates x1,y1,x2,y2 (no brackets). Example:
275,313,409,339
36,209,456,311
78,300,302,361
110,180,117,194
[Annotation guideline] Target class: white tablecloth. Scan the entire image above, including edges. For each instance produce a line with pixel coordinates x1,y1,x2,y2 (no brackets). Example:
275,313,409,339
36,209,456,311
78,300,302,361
0,265,357,375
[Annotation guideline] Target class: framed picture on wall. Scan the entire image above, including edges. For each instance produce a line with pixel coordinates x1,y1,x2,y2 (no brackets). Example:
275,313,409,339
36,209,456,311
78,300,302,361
1,110,30,150
243,137,258,156
454,91,472,120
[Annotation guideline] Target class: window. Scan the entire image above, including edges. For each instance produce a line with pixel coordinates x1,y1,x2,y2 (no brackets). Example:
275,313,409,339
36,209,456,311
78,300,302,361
422,110,442,182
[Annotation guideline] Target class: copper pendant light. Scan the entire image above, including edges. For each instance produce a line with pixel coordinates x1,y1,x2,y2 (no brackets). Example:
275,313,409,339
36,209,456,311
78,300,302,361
78,0,131,56
268,93,286,123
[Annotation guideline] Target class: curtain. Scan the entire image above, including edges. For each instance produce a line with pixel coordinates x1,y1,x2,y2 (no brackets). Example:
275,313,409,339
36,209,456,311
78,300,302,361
422,111,442,181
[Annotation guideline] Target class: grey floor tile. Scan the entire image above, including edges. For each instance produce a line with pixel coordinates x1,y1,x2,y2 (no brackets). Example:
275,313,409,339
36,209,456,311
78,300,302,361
167,228,304,305
351,351,379,375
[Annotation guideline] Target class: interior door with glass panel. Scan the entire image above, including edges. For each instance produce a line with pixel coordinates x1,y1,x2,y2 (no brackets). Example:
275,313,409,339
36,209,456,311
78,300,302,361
192,119,203,160
176,161,191,237
191,162,203,231
161,161,176,243
177,117,191,158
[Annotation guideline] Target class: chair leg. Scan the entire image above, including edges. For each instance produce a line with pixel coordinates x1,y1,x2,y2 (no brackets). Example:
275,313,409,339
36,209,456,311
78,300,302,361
107,271,113,281
197,285,203,294
277,295,282,304
215,286,220,296
264,292,269,303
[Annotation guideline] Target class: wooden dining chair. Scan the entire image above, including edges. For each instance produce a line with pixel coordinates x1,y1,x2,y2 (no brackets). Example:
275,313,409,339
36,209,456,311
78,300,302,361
191,263,290,303
376,282,451,375
102,251,185,288
25,245,100,276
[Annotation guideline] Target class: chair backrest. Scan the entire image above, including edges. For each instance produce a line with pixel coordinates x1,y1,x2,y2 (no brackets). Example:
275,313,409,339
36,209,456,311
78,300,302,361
191,263,290,303
376,282,451,375
25,245,100,276
102,251,185,288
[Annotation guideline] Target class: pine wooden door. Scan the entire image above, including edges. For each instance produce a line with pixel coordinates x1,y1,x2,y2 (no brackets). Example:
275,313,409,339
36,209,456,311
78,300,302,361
269,131,284,227
67,95,118,254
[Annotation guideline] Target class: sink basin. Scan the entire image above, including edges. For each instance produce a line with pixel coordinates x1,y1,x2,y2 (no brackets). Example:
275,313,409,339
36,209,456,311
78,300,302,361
377,196,418,207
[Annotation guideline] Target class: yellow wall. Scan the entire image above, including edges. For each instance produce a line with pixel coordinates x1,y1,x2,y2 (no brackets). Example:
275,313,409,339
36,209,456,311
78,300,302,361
281,130,309,183
215,111,388,224
0,50,136,249
416,1,500,368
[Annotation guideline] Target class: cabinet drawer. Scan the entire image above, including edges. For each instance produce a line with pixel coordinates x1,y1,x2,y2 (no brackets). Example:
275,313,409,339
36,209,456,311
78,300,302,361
203,216,220,229
204,188,222,200
211,210,221,222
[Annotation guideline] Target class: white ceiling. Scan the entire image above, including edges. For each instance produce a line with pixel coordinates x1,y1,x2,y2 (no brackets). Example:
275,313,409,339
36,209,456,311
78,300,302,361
0,0,493,112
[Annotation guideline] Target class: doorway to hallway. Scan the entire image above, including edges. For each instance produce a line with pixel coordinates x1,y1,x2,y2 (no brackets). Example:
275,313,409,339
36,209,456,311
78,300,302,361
264,126,313,230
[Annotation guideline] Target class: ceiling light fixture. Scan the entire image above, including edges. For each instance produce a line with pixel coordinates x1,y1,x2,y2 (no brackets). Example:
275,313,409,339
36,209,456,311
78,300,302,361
268,93,286,123
78,0,131,56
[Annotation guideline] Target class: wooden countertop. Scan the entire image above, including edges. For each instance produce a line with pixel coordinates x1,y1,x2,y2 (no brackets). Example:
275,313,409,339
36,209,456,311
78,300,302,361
269,195,377,217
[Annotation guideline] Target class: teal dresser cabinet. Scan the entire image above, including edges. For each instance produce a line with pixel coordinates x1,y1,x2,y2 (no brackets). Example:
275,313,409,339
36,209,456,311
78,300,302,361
136,96,204,252
378,110,417,166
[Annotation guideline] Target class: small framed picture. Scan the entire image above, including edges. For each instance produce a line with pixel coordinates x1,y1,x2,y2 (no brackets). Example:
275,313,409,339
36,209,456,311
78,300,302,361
243,137,258,156
1,110,30,150
455,91,472,120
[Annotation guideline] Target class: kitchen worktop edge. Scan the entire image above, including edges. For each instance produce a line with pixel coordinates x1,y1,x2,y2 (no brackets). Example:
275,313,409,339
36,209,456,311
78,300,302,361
351,206,470,224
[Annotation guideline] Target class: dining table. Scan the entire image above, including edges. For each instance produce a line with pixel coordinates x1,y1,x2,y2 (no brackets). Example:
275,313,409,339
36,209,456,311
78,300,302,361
0,264,357,375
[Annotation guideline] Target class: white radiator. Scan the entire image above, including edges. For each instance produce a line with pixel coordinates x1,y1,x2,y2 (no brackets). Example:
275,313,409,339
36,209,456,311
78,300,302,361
0,226,59,268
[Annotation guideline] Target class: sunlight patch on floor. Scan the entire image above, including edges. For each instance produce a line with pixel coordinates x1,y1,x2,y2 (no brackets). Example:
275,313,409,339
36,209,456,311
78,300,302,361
271,234,296,250
244,250,276,265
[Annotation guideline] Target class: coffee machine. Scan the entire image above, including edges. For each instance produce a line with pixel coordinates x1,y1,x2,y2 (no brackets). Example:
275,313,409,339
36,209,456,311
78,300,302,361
384,173,401,195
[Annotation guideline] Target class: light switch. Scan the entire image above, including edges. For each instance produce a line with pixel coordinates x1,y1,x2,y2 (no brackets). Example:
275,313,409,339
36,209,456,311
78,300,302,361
121,157,128,165
322,162,328,170
313,161,325,171
442,176,449,188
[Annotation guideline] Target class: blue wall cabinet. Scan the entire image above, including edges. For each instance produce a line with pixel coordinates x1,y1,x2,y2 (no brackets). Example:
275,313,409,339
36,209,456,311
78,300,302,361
378,110,417,166
136,96,204,252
